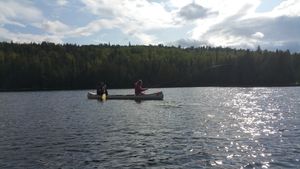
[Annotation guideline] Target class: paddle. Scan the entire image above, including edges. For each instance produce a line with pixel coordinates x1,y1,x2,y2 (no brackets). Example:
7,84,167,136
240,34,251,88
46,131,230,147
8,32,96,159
101,93,107,101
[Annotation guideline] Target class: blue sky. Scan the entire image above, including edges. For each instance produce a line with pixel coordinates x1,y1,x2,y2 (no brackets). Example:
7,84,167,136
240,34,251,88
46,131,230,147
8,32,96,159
1,0,300,52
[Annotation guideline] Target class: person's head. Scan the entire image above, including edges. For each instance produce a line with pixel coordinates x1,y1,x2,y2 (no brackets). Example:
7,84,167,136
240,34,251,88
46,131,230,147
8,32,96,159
138,80,142,85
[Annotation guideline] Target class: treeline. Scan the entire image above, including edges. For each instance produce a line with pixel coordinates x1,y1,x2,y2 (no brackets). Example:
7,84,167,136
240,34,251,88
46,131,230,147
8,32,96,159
0,42,299,90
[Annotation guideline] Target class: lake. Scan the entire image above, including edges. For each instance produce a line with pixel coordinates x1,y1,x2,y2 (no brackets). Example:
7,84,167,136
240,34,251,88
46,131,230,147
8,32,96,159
0,87,299,168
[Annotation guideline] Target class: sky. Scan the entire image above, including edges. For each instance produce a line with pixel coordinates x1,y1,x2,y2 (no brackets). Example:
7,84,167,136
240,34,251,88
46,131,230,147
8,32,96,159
0,0,300,52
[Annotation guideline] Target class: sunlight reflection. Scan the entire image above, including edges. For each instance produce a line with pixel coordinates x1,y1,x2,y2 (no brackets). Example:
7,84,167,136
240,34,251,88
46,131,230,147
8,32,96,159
224,88,285,169
229,88,281,138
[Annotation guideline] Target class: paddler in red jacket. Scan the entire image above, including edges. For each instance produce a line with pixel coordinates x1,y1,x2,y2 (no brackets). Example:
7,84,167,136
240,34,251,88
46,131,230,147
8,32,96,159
134,80,148,95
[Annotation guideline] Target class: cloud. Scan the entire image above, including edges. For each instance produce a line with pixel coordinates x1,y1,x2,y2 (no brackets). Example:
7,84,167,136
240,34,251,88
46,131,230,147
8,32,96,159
39,20,70,35
57,0,68,6
168,38,209,48
68,19,120,37
176,0,300,52
0,27,63,43
0,1,66,43
271,0,300,17
193,13,300,51
81,0,177,29
166,0,191,8
41,20,70,34
1,0,300,52
0,0,43,26
134,32,157,45
80,0,177,44
252,32,264,39
178,3,218,20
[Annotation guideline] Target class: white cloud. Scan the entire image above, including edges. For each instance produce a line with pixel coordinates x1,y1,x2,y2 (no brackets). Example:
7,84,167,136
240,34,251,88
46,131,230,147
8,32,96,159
0,17,25,27
0,0,300,52
68,19,120,37
196,0,260,19
40,20,70,35
134,32,157,44
271,0,300,17
0,1,66,43
190,0,261,39
166,0,191,9
0,27,63,44
252,32,264,39
0,0,43,26
178,0,300,52
80,0,178,44
57,0,68,6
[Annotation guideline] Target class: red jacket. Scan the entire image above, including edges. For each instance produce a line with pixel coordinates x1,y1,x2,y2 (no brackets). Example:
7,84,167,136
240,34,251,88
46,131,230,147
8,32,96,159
135,82,147,95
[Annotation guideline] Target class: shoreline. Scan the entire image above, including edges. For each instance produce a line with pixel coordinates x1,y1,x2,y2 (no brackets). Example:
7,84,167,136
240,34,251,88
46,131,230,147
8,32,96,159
1,84,299,92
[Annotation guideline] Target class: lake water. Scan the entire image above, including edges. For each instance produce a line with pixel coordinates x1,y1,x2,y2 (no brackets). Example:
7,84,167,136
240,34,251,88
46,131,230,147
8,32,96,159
0,87,299,169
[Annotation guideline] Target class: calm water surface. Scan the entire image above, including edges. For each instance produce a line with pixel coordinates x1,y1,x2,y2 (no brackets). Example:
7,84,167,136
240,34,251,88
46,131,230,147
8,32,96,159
0,87,299,168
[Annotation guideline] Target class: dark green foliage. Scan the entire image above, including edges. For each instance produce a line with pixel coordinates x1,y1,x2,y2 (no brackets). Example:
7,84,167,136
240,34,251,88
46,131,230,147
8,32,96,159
0,42,299,90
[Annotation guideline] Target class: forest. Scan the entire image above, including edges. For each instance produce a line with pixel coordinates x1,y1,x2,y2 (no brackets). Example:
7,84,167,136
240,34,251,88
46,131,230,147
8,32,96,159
0,41,299,90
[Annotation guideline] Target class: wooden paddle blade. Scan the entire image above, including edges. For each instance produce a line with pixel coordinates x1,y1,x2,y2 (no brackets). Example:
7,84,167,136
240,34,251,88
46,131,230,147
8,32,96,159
102,94,107,101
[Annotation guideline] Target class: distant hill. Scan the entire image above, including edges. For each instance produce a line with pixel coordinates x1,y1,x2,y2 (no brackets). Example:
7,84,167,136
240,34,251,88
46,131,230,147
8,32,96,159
0,42,299,91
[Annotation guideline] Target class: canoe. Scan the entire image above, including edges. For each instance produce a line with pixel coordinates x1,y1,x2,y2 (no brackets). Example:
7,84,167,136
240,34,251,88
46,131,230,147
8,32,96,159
87,91,163,100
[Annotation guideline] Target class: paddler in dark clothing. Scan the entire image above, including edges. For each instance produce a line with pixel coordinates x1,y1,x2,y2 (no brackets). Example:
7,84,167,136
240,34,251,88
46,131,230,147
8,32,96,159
97,82,108,96
134,80,147,95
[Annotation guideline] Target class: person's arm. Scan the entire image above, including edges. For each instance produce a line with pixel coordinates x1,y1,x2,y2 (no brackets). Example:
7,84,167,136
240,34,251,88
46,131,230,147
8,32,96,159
140,87,148,91
138,85,148,92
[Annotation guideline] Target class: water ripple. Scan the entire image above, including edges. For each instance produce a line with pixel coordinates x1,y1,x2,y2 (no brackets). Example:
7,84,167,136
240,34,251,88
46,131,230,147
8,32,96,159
0,88,299,168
